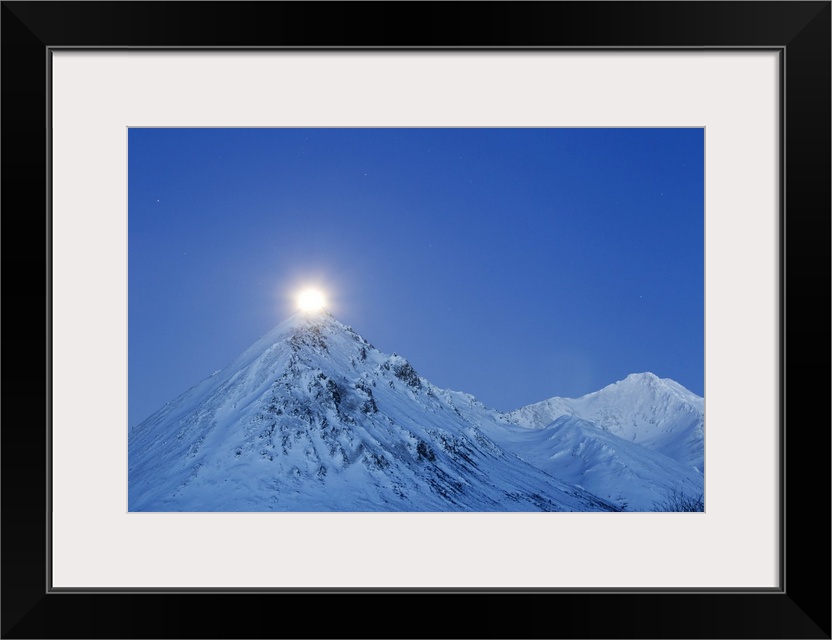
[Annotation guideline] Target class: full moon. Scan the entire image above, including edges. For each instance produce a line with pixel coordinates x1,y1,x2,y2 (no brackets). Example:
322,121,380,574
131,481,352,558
297,288,326,312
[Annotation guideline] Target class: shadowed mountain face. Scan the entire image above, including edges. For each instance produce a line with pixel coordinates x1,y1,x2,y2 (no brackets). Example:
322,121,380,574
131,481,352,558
129,312,620,512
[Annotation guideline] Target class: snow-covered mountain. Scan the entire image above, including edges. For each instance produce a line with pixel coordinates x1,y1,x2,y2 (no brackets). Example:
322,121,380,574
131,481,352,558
489,372,705,510
129,311,619,512
506,372,705,473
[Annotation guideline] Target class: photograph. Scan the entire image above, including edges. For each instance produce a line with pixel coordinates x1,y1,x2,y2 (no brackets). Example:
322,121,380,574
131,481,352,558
128,127,704,513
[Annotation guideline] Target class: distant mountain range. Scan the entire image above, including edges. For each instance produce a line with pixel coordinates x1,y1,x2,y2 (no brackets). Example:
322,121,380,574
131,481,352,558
129,311,703,512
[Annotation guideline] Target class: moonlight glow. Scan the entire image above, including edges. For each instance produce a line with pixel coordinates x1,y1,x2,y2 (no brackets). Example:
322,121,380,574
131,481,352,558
297,289,326,312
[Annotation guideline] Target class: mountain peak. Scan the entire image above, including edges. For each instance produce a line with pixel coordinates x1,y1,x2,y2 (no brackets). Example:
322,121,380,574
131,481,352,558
624,371,660,383
597,372,670,391
276,309,338,332
611,372,702,407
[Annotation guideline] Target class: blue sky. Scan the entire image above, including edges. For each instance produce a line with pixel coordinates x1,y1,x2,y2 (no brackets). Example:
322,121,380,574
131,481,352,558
129,128,704,427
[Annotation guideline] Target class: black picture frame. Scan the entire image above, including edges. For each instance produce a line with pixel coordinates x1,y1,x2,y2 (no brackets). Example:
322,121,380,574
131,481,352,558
2,2,829,638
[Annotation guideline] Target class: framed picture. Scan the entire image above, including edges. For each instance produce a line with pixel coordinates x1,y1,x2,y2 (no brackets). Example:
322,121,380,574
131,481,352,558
3,2,829,638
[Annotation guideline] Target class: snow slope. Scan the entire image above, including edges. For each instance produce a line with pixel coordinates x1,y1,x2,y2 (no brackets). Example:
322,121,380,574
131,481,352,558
129,312,618,512
480,414,704,511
